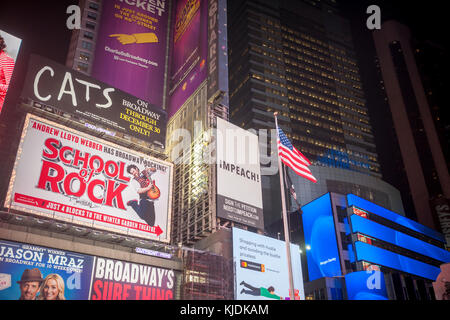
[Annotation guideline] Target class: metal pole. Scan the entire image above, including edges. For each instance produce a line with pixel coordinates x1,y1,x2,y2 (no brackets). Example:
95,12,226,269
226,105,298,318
274,112,295,300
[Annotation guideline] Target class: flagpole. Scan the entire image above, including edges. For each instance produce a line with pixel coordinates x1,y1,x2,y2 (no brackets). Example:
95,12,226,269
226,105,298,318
274,112,295,300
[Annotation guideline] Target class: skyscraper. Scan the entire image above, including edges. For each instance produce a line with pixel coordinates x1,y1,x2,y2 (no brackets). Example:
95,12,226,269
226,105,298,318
228,0,381,225
373,20,450,244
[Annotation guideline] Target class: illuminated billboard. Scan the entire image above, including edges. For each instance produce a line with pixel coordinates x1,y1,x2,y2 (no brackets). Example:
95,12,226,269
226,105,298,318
354,241,441,280
301,193,342,281
0,240,94,300
21,55,167,148
5,114,173,242
0,29,21,114
90,256,175,300
350,214,450,263
347,194,445,243
216,118,264,229
344,271,388,300
91,0,169,108
232,228,304,300
0,240,177,300
168,0,208,117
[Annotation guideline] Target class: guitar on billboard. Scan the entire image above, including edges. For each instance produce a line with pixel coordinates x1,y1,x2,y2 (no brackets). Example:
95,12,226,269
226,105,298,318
146,178,160,200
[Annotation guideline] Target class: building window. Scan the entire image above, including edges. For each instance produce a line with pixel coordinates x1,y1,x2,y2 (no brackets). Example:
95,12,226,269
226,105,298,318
82,41,93,51
87,11,98,21
86,21,96,30
89,2,99,11
79,52,90,62
77,62,89,72
83,31,94,40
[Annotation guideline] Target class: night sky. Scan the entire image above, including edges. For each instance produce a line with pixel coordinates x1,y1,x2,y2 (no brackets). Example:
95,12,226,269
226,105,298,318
0,1,447,66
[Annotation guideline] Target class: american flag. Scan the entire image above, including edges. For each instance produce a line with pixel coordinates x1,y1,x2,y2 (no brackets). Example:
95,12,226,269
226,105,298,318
277,128,317,183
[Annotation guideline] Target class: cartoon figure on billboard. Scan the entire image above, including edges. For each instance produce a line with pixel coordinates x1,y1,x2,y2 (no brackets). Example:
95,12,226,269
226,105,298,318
0,34,16,113
126,165,160,226
17,268,44,300
109,33,158,45
239,281,282,300
37,274,66,300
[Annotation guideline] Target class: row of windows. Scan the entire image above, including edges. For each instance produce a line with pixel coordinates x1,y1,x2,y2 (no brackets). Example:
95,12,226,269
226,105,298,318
290,111,344,134
284,51,362,86
287,83,367,115
251,73,286,90
289,94,369,126
281,25,357,68
283,36,359,73
289,130,377,168
285,57,361,89
249,44,283,63
250,64,285,81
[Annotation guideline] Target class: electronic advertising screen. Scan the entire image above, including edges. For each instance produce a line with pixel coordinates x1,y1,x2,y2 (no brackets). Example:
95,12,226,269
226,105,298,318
0,29,21,114
232,227,304,300
301,193,342,281
344,270,388,300
5,114,173,243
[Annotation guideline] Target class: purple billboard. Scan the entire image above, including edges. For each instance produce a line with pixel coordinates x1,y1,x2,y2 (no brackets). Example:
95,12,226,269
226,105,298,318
168,0,208,117
92,0,169,108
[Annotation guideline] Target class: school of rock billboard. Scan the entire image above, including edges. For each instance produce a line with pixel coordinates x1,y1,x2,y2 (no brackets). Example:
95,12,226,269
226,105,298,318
91,0,169,108
168,0,208,117
0,239,177,300
21,54,166,149
4,114,173,243
216,117,264,229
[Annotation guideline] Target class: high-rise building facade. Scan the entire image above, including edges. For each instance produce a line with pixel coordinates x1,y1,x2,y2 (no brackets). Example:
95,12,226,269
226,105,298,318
228,0,381,226
228,0,380,176
373,21,450,244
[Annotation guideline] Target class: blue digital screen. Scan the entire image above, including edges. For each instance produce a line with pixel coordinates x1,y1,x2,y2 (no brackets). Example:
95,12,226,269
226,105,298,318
302,193,342,281
351,214,450,263
354,241,441,280
347,194,445,243
345,271,389,300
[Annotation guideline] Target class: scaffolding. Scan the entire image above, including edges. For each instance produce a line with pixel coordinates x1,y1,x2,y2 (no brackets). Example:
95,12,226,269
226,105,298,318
181,248,233,300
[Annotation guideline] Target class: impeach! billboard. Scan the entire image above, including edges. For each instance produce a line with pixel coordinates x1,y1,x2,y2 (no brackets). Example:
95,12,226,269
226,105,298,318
0,240,177,300
216,118,264,229
92,0,169,108
5,114,173,242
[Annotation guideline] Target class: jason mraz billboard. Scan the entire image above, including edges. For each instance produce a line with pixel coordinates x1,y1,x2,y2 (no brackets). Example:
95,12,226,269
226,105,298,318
21,54,166,148
5,115,173,242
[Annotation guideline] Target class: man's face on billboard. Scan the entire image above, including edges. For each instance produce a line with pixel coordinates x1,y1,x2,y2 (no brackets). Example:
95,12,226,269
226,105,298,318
20,281,40,300
129,167,140,178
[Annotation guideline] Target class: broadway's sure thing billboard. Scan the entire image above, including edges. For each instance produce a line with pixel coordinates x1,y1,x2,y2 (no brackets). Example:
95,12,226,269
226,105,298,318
92,0,169,108
233,228,305,300
216,117,264,229
21,54,166,148
0,240,177,300
168,0,208,117
5,114,173,242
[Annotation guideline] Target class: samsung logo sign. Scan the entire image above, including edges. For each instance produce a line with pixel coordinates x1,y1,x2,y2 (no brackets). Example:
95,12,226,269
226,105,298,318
319,258,337,266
